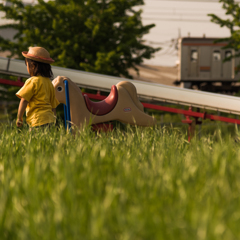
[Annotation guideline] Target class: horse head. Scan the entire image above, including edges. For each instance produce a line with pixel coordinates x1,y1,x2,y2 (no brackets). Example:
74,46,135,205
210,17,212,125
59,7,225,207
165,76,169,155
52,76,70,104
53,76,91,127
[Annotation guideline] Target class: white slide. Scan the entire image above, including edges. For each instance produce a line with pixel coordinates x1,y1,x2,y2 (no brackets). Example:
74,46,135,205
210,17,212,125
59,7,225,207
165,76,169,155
1,56,240,115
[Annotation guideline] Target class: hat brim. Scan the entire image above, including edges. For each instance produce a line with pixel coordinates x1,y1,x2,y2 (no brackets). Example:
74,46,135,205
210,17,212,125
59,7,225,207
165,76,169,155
22,51,55,64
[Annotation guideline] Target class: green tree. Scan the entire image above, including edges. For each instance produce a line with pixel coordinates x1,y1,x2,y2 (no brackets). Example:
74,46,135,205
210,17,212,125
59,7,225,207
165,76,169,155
0,74,22,121
0,0,160,78
208,0,240,63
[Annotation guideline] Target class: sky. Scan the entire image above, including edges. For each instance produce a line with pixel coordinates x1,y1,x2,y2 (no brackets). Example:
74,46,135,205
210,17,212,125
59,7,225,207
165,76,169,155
0,0,236,66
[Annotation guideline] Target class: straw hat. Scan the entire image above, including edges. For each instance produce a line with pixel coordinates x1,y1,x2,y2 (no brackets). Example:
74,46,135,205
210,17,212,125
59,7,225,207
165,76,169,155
22,46,54,64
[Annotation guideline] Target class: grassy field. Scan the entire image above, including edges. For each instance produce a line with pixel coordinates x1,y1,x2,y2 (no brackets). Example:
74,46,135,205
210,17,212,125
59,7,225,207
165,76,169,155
1,123,240,240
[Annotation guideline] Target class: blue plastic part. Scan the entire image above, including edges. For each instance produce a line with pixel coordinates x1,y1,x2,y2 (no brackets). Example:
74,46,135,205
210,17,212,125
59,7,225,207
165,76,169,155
64,103,67,129
64,80,71,131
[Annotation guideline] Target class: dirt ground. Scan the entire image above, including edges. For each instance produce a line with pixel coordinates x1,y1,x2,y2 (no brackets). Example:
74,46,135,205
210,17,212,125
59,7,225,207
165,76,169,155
0,51,11,58
129,64,178,86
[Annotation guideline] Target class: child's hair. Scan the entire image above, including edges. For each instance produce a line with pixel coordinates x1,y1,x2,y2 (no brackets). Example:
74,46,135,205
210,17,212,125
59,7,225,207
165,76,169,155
25,58,54,79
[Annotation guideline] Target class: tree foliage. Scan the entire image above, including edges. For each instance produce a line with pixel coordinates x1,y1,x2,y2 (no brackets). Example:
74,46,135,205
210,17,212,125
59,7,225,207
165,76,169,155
0,0,160,78
0,74,22,121
208,0,240,61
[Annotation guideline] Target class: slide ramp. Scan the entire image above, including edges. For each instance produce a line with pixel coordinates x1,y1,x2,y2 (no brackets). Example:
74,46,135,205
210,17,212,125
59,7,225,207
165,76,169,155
1,57,240,115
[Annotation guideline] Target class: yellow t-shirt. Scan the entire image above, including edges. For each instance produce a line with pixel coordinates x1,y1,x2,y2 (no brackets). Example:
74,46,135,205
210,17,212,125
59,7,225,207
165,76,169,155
16,76,59,127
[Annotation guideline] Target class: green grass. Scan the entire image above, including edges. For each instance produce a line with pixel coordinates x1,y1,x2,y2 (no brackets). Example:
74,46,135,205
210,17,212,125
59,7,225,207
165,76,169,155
1,123,240,240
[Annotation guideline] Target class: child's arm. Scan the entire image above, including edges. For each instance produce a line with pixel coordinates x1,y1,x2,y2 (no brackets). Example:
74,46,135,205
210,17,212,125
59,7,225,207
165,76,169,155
16,98,29,127
52,108,56,116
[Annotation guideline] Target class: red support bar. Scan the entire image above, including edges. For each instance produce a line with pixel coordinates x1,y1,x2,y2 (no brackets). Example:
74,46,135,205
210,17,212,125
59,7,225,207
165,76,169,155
143,102,240,125
205,114,240,124
142,103,205,118
83,92,106,101
0,78,24,87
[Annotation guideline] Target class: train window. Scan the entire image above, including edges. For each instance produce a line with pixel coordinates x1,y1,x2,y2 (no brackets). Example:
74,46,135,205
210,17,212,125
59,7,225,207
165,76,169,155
225,50,232,59
213,50,221,61
191,50,198,62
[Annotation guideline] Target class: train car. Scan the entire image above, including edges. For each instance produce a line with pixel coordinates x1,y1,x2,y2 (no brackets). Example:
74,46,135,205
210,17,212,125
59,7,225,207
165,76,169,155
177,37,240,93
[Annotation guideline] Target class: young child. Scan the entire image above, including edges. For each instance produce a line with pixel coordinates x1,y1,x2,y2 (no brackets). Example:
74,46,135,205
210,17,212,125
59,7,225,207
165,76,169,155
16,47,59,128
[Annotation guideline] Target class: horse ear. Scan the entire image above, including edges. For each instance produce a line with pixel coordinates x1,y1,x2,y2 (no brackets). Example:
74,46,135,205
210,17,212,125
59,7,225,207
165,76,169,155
58,76,65,83
55,76,61,82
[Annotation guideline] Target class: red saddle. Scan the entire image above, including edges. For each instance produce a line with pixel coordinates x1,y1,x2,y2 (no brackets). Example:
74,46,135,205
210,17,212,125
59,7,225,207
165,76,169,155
84,85,118,116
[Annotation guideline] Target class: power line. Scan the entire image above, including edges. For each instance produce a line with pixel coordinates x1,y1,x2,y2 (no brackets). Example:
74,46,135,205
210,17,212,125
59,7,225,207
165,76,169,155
143,17,212,22
146,0,240,2
134,3,229,12
142,12,226,17
145,40,174,46
137,6,226,11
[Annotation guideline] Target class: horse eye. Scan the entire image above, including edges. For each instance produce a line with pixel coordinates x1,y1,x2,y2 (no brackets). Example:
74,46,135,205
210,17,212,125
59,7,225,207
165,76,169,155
57,86,63,92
